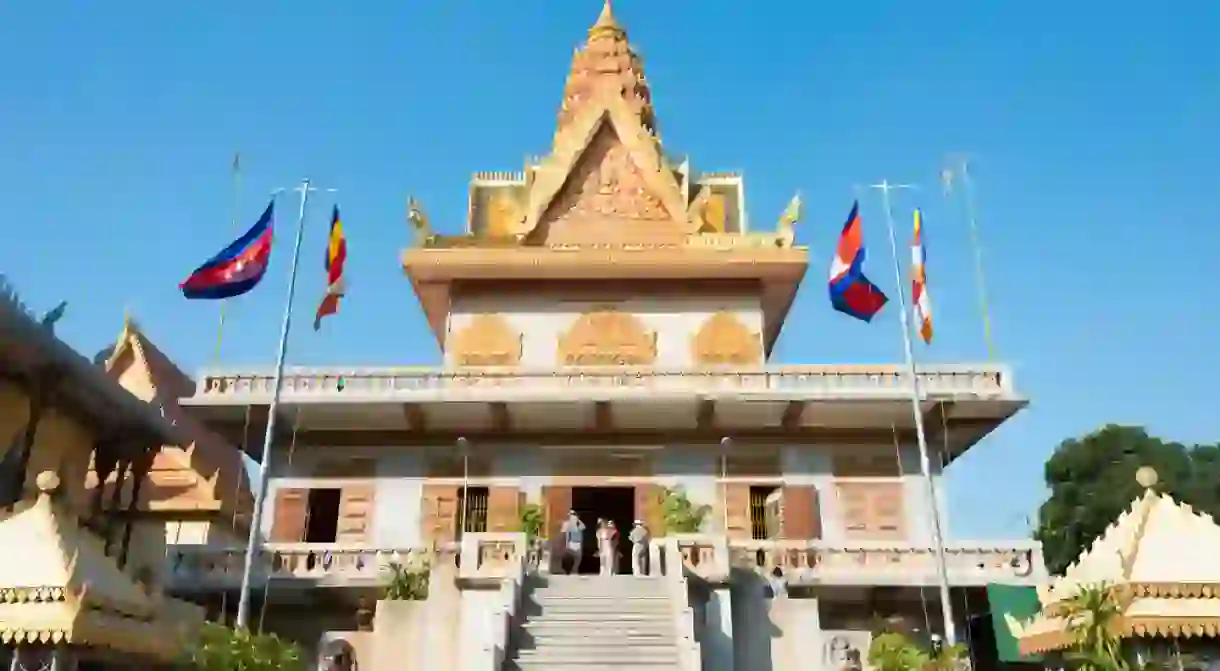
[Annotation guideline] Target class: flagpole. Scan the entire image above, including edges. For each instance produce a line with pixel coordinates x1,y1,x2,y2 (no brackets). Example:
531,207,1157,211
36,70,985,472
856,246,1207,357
944,155,996,360
234,178,316,631
215,152,242,363
870,180,958,646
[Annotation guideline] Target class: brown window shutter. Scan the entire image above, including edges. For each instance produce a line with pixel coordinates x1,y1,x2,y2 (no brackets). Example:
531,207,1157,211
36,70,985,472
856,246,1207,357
269,488,309,542
336,483,376,543
871,484,906,538
635,484,667,536
421,484,460,546
487,486,521,532
780,485,821,540
542,486,572,544
720,483,751,539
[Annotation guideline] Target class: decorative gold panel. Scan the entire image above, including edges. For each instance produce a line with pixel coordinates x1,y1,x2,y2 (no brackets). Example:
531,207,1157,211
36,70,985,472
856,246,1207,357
449,314,522,367
557,309,657,366
703,193,727,233
485,191,524,239
691,311,762,366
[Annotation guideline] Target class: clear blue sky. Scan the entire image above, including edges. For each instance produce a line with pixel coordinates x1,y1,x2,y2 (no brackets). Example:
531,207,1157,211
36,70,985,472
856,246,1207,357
3,1,1218,539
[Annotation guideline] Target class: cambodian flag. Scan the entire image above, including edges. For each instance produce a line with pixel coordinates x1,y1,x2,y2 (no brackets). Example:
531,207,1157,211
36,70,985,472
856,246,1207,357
180,200,274,300
828,201,888,322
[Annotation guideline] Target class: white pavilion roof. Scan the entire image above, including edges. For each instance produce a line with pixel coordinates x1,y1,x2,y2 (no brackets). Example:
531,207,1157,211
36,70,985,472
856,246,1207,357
1009,467,1220,654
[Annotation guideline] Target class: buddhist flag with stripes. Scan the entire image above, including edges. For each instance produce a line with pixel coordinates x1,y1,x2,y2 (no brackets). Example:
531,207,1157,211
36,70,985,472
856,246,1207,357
314,205,347,330
911,208,933,344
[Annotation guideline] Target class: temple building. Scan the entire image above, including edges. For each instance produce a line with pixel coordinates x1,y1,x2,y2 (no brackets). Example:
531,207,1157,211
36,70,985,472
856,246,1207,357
0,279,204,670
95,315,252,550
173,3,1046,670
1007,467,1220,665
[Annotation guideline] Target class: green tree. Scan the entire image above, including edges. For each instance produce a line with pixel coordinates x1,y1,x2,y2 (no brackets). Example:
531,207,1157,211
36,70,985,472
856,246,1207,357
1060,583,1129,671
1034,425,1220,575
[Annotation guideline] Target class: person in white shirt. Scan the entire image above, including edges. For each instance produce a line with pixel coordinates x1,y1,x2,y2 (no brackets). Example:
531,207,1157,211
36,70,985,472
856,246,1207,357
559,510,585,574
606,520,620,575
596,518,612,576
628,520,650,576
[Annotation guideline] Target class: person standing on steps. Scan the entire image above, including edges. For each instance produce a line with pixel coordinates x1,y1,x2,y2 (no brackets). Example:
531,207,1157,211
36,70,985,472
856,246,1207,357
629,520,650,576
560,510,585,575
596,518,612,576
607,520,620,575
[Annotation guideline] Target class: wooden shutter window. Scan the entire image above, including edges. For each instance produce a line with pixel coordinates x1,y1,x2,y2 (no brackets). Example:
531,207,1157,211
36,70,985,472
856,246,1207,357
838,482,905,539
720,483,751,539
780,485,821,540
542,486,572,545
336,483,375,543
636,484,667,537
269,488,309,542
421,484,460,546
487,486,521,532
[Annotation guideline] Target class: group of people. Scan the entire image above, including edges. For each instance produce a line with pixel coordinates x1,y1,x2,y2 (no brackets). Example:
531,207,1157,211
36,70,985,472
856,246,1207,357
558,510,651,576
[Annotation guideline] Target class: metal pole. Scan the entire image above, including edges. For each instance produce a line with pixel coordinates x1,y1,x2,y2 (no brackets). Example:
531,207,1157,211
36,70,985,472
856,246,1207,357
958,160,996,361
215,151,242,364
871,180,958,646
235,178,314,630
720,437,731,534
458,437,469,538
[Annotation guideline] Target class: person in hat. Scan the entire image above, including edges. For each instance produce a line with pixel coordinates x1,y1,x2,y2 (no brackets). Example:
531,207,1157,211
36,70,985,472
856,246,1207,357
560,509,585,574
628,519,650,575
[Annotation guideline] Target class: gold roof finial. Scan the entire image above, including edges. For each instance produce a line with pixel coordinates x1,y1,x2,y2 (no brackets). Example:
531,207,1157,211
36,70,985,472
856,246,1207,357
590,0,623,37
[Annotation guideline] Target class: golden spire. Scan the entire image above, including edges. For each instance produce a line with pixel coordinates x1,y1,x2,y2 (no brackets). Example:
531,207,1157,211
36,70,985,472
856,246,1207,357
556,0,656,137
589,0,623,37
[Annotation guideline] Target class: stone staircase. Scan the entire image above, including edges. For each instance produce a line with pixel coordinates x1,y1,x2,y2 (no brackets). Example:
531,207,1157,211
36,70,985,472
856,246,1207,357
504,575,682,671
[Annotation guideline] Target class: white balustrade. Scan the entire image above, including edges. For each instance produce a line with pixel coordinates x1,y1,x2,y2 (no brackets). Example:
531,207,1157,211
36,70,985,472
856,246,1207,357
191,364,1014,403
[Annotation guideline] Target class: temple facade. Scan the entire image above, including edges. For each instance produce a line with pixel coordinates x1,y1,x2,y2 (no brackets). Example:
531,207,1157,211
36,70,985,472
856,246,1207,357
172,4,1046,670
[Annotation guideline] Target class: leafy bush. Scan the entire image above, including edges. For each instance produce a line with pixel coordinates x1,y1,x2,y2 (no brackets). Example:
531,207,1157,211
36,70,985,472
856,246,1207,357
867,626,966,671
662,487,711,534
187,621,304,671
519,502,544,543
384,559,429,600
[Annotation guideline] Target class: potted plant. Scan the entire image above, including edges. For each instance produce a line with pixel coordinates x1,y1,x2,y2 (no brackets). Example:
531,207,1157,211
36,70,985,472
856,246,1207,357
662,486,711,534
384,559,430,601
187,621,305,671
519,502,544,545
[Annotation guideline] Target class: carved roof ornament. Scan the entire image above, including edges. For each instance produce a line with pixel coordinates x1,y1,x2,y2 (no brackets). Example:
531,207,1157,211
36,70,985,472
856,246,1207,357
691,311,763,366
557,0,654,137
450,314,523,367
775,192,802,248
519,2,695,243
558,309,657,366
407,196,434,247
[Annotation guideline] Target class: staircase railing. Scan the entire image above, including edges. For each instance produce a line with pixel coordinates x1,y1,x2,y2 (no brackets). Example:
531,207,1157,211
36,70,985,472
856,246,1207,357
657,537,704,671
458,534,529,668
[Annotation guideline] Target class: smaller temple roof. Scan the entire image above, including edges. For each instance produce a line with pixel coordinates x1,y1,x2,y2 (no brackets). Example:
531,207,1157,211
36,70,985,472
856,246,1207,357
1008,467,1220,654
100,314,253,524
0,471,204,660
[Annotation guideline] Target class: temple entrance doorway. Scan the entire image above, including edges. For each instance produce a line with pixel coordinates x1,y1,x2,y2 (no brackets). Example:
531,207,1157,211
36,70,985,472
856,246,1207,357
571,486,635,575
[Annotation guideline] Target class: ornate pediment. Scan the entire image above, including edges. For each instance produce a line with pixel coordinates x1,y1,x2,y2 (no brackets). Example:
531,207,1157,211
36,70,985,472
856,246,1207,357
523,94,693,245
691,312,762,366
558,309,657,366
449,314,523,367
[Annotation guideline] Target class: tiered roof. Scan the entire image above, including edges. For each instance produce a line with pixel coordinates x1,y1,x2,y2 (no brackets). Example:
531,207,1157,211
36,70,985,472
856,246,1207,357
1008,467,1220,653
401,0,809,352
0,471,203,660
98,315,252,525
